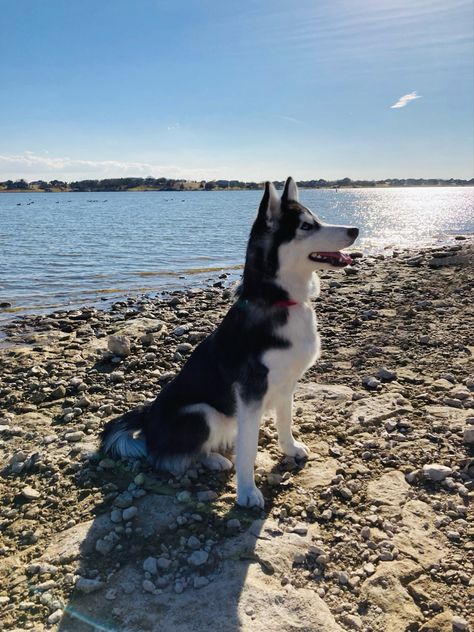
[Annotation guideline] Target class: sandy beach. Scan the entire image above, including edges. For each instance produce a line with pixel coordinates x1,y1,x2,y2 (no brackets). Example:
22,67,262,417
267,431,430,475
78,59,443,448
0,239,473,632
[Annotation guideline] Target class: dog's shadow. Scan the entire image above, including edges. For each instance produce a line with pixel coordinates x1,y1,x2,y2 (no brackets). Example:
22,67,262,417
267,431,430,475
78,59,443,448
54,460,284,632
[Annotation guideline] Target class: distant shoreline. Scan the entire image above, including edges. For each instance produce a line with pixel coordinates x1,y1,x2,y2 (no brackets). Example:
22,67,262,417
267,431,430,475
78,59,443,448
1,176,473,193
1,184,473,194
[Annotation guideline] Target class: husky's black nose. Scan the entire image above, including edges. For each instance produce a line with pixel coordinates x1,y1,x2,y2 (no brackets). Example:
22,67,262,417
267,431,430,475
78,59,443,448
347,227,359,238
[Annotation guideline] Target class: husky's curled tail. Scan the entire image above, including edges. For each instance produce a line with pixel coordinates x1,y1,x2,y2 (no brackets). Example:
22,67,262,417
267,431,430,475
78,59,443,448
100,404,150,460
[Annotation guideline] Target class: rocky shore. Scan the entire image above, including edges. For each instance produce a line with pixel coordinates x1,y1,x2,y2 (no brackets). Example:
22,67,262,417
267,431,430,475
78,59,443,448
0,239,473,632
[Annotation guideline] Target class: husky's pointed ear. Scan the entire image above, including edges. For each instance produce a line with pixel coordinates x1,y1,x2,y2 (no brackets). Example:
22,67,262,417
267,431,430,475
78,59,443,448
257,181,281,228
281,177,299,204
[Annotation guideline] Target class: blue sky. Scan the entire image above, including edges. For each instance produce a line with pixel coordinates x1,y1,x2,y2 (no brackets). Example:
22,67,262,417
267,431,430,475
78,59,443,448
0,0,472,181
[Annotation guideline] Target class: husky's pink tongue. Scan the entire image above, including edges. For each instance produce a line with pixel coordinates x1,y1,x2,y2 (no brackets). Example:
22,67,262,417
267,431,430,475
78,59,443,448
319,251,353,265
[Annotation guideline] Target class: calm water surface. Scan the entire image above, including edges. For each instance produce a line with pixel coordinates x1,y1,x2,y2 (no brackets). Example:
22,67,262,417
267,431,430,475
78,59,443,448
0,188,472,318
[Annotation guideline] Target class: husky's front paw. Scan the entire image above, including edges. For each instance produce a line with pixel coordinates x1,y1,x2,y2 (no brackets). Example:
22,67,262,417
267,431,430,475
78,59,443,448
280,440,310,460
236,485,265,508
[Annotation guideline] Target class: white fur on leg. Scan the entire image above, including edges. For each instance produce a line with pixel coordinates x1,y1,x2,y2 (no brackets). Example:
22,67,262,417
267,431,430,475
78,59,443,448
274,393,310,460
200,452,233,471
235,398,265,508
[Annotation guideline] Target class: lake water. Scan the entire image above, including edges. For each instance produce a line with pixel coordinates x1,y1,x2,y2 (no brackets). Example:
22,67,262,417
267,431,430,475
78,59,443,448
0,187,472,318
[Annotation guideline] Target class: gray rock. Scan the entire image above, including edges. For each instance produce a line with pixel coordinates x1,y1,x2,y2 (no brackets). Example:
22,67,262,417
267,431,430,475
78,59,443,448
75,577,104,594
452,616,469,631
143,557,157,575
47,610,63,625
376,367,397,381
463,427,474,444
51,385,66,400
196,490,218,502
227,518,241,531
65,431,84,442
107,334,131,357
142,579,156,594
188,550,209,566
362,376,381,390
173,325,188,336
157,557,172,570
176,490,192,502
187,535,201,550
95,537,115,555
110,509,122,523
422,464,453,482
22,486,41,500
193,576,210,589
114,491,133,508
122,506,138,521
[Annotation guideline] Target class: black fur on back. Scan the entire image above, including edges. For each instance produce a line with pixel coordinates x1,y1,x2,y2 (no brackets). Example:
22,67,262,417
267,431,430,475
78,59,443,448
100,179,306,462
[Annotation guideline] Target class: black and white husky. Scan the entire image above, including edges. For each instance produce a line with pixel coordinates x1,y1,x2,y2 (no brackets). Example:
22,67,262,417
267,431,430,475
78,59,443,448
101,178,358,507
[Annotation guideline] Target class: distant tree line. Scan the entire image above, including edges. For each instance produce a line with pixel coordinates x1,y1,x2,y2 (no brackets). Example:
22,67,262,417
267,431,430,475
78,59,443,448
0,176,473,192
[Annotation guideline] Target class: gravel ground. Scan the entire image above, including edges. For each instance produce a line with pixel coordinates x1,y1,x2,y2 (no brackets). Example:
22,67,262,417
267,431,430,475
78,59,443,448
0,239,473,632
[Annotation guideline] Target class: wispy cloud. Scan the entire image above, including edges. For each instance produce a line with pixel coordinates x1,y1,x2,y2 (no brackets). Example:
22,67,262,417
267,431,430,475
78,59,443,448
390,91,422,109
278,115,303,124
0,151,221,181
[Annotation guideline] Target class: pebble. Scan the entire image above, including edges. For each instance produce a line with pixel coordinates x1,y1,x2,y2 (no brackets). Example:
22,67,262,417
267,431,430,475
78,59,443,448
143,557,157,574
422,464,453,482
114,491,133,508
107,334,131,357
50,385,66,400
187,535,201,550
188,550,209,566
122,506,138,521
176,490,192,502
196,490,218,502
339,486,353,500
142,579,156,594
376,367,397,381
193,576,210,589
157,557,172,570
362,376,381,390
47,610,63,625
452,616,469,631
173,325,188,336
75,577,104,594
110,509,122,523
463,427,474,444
22,486,41,500
267,472,283,486
65,431,84,442
95,538,115,555
227,519,241,531
340,614,363,630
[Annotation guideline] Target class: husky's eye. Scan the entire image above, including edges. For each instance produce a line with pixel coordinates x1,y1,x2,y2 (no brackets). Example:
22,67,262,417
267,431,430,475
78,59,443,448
300,222,313,231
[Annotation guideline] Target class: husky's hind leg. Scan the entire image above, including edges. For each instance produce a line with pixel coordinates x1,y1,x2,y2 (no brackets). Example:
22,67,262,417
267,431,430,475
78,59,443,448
199,452,233,470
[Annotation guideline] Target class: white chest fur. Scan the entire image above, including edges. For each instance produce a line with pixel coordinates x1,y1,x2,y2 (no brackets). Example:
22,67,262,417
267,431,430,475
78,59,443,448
262,303,320,401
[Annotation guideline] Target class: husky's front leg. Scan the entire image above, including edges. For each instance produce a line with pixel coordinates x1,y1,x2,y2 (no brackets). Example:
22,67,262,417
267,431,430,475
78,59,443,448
275,391,309,459
235,401,264,508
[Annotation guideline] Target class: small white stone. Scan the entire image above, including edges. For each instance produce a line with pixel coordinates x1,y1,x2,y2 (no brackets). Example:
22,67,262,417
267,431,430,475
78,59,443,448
22,486,40,500
422,464,453,482
47,609,63,625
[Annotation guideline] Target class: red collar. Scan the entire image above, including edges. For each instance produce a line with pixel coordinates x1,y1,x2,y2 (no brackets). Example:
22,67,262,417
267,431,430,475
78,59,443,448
272,300,299,308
